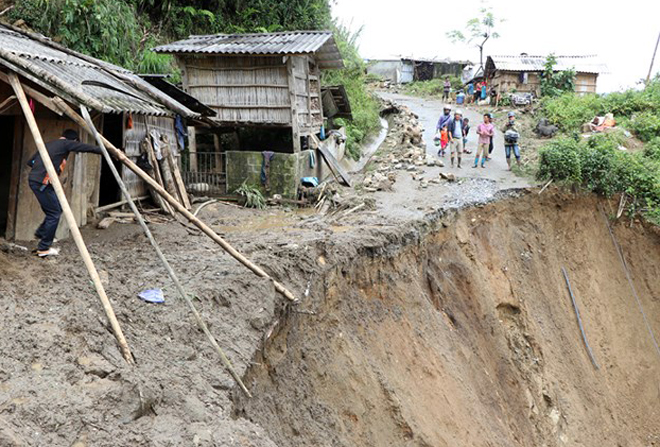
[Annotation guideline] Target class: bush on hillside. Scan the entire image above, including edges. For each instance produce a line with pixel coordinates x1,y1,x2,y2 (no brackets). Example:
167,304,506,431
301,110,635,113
538,134,660,223
541,78,660,141
628,111,660,142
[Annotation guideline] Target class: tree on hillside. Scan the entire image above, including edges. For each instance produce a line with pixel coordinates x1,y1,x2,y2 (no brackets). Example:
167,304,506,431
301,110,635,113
446,3,503,71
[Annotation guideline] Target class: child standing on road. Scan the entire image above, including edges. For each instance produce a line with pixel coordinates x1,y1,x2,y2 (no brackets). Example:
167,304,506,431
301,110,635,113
503,111,521,170
440,127,449,155
475,113,494,168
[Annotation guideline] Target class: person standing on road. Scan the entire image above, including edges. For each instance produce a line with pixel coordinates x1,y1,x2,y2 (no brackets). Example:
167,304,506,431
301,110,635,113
466,82,474,103
447,110,465,168
435,104,452,156
487,112,495,160
503,111,522,170
462,117,472,155
28,129,102,257
442,78,451,102
474,113,494,169
474,81,482,103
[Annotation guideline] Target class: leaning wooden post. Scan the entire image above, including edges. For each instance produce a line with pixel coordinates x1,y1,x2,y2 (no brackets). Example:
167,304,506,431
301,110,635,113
8,73,134,364
53,98,298,303
81,106,251,397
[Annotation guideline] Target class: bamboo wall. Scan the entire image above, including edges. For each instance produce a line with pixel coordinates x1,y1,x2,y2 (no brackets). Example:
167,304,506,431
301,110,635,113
179,54,323,134
180,55,291,125
293,56,323,136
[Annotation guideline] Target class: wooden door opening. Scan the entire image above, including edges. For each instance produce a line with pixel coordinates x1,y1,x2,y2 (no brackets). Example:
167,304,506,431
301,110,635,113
98,113,122,206
0,116,15,237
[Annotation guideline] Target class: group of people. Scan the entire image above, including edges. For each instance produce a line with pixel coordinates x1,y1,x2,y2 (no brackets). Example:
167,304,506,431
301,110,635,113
435,104,521,170
441,79,488,105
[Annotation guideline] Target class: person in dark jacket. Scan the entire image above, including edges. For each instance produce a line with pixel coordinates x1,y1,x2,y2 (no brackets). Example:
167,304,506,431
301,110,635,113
28,129,102,257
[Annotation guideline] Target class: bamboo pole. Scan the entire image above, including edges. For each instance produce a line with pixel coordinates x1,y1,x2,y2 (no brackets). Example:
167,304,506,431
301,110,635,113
53,98,297,302
7,73,134,364
81,106,251,397
646,31,660,86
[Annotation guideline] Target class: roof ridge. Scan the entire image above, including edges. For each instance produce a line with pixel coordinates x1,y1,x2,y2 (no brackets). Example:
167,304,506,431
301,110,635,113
187,30,333,39
489,54,599,59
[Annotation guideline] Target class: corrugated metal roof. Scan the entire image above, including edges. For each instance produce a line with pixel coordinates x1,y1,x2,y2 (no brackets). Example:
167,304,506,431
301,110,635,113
488,55,608,74
154,31,344,69
0,25,199,117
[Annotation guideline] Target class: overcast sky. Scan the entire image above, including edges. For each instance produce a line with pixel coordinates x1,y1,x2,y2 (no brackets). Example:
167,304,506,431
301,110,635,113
332,0,660,92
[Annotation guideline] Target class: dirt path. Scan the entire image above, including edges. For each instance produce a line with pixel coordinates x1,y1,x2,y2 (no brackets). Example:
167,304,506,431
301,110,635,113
351,92,533,222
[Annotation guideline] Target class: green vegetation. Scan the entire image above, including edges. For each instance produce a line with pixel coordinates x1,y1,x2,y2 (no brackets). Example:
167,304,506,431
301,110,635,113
403,76,463,98
10,0,331,73
541,78,660,136
235,181,267,209
536,78,660,223
540,54,576,98
322,24,380,160
9,0,379,157
538,132,660,224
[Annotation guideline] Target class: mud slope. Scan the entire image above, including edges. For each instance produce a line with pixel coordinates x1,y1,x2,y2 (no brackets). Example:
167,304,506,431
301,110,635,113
236,192,660,447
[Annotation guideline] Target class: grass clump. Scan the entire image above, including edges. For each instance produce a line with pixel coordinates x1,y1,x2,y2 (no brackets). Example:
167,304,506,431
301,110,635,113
235,181,267,209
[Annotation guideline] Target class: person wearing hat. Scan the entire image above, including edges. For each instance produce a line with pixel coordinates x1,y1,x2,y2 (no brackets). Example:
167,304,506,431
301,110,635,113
502,111,521,170
27,129,102,257
446,110,465,168
436,104,452,132
435,104,453,156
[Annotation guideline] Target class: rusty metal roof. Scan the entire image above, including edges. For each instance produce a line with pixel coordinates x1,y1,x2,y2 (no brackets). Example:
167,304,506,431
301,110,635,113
154,31,344,69
487,55,608,74
0,24,200,117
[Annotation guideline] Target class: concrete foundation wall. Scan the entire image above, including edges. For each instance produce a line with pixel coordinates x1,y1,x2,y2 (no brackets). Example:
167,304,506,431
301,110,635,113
226,151,299,199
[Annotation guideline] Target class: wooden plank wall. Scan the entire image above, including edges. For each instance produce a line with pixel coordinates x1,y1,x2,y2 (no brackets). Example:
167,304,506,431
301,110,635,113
12,107,97,241
292,56,323,136
124,114,178,197
181,55,292,125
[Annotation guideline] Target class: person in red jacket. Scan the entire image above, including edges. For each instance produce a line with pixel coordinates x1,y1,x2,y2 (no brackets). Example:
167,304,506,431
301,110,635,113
27,129,101,257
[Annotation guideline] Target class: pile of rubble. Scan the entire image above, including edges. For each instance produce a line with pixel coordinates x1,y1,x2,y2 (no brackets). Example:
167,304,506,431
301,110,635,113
362,101,446,192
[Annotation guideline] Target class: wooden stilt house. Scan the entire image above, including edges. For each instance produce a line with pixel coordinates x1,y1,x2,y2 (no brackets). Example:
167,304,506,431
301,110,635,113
0,24,201,242
154,31,345,197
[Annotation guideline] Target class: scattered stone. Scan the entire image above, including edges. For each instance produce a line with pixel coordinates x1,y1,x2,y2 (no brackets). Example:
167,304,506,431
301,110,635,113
439,172,457,182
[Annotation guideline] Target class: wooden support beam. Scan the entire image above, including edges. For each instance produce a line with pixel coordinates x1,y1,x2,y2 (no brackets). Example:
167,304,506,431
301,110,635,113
186,65,286,71
287,58,301,153
7,73,134,364
189,83,289,89
54,97,297,303
187,126,197,172
0,71,63,116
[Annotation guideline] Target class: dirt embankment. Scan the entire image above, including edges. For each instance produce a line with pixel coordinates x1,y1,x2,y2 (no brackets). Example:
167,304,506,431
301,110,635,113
1,190,659,446
236,191,660,447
